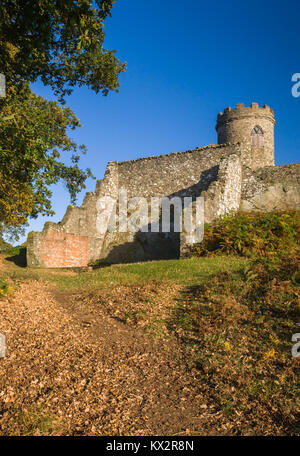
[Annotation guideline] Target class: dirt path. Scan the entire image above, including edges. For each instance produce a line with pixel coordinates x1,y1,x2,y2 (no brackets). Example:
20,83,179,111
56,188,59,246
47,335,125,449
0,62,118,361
0,280,226,436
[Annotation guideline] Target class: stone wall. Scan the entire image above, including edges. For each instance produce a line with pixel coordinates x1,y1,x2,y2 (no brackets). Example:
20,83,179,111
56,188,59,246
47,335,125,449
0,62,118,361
27,143,239,267
118,143,232,198
180,160,300,257
27,162,118,268
180,152,242,257
27,228,89,268
91,144,241,264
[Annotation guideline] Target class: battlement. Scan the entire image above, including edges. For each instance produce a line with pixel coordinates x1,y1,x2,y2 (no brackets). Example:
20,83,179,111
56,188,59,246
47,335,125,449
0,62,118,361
216,103,275,128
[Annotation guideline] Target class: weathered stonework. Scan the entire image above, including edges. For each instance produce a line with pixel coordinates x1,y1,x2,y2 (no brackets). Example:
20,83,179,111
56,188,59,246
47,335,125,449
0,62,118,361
27,103,300,268
180,152,243,257
240,163,300,212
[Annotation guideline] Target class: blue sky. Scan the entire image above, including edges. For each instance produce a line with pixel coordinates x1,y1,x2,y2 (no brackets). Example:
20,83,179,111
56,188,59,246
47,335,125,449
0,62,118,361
21,0,300,243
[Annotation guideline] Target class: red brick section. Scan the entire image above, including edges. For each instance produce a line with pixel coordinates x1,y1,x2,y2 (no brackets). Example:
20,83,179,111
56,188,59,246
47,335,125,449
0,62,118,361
39,229,89,268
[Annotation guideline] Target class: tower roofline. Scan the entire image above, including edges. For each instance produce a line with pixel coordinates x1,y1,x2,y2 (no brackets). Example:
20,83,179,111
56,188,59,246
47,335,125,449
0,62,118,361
216,102,275,131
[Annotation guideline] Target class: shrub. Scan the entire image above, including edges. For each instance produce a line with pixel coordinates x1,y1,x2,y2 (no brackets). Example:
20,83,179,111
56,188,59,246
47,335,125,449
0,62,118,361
3,245,26,256
190,210,300,258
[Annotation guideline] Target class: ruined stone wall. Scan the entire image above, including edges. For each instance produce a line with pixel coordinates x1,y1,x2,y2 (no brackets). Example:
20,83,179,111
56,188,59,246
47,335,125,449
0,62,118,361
27,144,238,267
27,228,89,268
97,144,240,263
27,162,119,268
180,160,300,257
180,153,242,257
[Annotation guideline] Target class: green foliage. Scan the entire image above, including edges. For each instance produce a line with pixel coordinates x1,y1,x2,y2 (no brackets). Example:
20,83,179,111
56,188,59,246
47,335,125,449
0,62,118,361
3,245,26,257
0,223,26,245
0,237,11,252
0,83,93,227
0,277,8,296
0,0,126,102
190,210,300,258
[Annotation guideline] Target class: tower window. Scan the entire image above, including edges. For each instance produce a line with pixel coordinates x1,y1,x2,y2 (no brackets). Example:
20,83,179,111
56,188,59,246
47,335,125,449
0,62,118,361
251,126,264,148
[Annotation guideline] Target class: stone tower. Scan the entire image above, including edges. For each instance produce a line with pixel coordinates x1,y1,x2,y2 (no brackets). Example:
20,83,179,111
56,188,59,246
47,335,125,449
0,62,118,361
216,102,276,170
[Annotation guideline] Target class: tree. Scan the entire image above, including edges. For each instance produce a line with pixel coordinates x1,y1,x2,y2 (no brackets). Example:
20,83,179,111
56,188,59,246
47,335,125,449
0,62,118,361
0,82,93,227
0,0,125,101
0,1,125,233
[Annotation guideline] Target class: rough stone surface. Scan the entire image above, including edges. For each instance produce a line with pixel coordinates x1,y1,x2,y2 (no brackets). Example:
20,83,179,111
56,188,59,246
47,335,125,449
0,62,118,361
27,104,300,268
240,163,300,212
180,152,242,257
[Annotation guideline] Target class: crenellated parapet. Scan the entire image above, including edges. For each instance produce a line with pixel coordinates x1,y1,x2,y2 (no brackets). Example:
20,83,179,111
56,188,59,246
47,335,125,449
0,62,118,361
216,103,275,130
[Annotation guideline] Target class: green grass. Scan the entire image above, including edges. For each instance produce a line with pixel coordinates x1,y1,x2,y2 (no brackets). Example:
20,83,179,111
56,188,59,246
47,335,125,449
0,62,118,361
1,254,248,291
8,404,61,436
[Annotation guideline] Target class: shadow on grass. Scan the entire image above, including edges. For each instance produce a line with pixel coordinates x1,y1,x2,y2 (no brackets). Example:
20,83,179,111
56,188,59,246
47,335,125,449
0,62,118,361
5,247,27,268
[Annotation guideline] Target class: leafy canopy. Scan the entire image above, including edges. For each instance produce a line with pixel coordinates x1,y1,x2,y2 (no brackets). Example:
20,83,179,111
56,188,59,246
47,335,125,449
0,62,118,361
0,0,126,101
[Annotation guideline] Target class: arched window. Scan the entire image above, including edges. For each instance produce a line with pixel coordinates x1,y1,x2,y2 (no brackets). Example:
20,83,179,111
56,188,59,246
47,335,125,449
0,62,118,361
251,126,264,148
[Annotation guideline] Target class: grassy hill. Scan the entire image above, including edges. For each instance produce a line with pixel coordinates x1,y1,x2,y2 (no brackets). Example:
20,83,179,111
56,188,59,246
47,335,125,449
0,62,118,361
0,211,299,436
